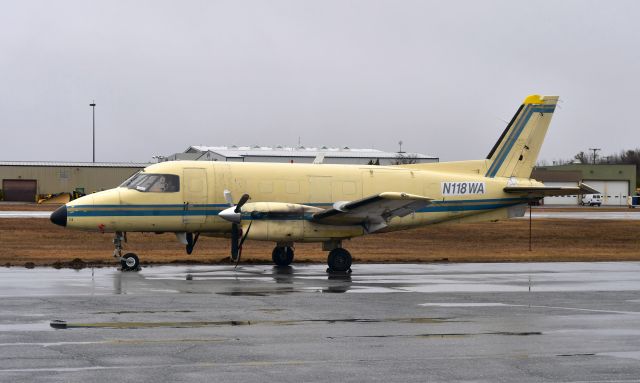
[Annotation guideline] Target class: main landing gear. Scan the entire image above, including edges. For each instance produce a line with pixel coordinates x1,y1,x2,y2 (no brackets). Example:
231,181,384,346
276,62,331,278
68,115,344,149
327,248,352,274
270,241,352,273
272,245,294,267
113,231,140,272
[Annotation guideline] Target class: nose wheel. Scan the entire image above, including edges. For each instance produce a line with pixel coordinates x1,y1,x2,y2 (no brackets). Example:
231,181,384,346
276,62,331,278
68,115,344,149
113,232,140,271
120,253,140,271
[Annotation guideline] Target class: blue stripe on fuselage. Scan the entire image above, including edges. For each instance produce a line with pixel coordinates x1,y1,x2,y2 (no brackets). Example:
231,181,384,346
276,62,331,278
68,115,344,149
67,198,528,218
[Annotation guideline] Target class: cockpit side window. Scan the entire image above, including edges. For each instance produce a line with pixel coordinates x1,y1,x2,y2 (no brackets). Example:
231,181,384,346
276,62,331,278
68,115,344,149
119,171,141,188
122,173,180,192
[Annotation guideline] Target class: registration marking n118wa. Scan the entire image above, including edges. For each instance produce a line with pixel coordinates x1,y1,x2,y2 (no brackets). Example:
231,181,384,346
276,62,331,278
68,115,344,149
441,182,486,196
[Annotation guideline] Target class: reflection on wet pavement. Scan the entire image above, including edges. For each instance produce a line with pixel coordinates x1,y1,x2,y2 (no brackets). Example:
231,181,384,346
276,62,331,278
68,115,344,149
1,262,640,297
2,262,640,381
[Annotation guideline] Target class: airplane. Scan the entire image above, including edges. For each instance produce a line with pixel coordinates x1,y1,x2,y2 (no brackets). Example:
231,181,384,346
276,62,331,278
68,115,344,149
50,94,596,272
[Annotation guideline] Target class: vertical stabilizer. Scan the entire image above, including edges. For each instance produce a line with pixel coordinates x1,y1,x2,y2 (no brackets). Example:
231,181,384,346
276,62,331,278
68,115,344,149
485,95,558,179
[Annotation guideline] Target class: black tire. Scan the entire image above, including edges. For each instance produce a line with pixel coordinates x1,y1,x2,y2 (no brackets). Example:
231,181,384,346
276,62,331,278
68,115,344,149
272,246,294,266
120,253,140,271
327,248,352,272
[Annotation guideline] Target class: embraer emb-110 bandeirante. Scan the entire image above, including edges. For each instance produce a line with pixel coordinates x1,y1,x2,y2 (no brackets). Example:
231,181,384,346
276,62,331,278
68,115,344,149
50,95,596,272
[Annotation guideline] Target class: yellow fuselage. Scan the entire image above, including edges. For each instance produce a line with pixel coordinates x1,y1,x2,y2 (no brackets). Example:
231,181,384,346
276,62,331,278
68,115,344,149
64,160,538,243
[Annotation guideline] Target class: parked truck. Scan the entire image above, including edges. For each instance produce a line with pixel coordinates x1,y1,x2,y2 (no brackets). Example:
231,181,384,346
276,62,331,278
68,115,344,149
581,194,602,206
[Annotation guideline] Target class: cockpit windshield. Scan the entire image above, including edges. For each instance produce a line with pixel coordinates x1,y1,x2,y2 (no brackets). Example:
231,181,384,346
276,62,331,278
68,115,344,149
119,172,180,192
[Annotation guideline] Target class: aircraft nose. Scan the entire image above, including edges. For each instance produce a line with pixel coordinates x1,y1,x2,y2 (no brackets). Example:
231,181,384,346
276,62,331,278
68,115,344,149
50,205,67,227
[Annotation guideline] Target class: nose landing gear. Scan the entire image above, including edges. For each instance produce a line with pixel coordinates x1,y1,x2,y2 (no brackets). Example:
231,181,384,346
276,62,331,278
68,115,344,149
113,231,140,271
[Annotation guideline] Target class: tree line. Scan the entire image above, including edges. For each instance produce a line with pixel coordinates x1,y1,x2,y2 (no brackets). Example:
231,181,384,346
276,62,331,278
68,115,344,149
538,148,640,184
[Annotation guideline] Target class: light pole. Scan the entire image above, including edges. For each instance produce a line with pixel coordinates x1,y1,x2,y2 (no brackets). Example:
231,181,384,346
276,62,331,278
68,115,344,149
588,147,601,165
90,101,96,163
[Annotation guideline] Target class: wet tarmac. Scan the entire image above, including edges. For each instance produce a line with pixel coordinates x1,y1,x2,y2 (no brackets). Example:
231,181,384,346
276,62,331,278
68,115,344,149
0,211,52,218
526,210,640,220
1,263,640,382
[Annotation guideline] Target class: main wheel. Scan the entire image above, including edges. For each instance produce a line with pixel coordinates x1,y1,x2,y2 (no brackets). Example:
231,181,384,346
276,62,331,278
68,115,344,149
120,253,140,271
327,248,352,273
272,246,294,266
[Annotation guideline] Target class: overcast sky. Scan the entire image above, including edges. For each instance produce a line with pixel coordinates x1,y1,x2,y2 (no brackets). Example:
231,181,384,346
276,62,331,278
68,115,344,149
1,0,638,163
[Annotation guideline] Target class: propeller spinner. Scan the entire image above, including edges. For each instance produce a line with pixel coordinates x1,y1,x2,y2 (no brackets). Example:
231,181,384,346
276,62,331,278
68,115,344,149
220,190,252,266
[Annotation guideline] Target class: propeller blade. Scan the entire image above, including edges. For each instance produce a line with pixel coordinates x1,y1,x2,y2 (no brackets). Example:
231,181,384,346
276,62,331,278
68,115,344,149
230,223,240,261
234,194,250,213
223,189,234,206
235,221,253,269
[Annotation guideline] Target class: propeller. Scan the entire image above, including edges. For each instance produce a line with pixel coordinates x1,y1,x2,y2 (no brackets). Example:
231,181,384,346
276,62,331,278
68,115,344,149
220,190,251,264
235,221,253,268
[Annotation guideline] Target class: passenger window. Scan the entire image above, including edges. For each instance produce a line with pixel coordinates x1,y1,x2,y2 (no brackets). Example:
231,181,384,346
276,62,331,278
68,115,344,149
286,181,299,194
259,181,273,193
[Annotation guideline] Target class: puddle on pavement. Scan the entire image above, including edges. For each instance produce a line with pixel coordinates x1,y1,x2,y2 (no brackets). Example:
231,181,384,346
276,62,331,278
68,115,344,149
327,331,542,339
420,303,509,307
0,321,53,332
598,351,640,361
49,316,451,330
92,310,194,315
256,308,285,313
216,290,298,297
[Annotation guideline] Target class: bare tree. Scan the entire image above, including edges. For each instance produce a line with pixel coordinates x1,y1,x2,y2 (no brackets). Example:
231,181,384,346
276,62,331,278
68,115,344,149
574,151,589,164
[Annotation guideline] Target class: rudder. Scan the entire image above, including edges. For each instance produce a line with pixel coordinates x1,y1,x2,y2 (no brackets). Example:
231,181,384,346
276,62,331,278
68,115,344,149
485,95,558,179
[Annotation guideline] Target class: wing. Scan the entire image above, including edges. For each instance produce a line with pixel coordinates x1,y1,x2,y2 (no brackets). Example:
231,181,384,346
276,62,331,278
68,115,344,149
504,182,599,198
312,192,432,233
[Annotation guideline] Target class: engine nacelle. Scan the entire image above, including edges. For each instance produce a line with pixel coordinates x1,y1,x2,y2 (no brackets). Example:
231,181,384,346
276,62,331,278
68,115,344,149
240,202,363,242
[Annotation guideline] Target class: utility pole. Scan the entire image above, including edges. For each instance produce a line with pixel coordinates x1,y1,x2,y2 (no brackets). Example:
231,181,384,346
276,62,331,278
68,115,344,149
588,148,601,165
90,101,96,163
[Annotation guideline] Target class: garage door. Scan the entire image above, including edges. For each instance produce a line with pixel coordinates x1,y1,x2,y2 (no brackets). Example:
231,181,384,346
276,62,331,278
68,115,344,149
583,180,629,206
2,179,37,202
542,181,580,205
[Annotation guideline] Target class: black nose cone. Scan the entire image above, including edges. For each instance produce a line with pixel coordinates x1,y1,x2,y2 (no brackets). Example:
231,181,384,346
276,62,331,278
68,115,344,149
50,205,67,227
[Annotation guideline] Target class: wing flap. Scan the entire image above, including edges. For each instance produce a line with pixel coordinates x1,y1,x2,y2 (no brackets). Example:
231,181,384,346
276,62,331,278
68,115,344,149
503,183,599,197
312,192,432,232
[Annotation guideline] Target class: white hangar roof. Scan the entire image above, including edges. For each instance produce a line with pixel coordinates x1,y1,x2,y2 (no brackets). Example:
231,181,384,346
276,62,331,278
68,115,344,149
0,161,149,168
185,146,437,160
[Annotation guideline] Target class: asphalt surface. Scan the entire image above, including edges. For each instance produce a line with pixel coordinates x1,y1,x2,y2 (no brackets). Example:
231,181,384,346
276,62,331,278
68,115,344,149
0,211,52,218
526,210,640,220
1,263,640,382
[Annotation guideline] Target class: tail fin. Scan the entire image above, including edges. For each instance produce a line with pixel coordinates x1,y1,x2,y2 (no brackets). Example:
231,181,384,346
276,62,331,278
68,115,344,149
485,95,558,178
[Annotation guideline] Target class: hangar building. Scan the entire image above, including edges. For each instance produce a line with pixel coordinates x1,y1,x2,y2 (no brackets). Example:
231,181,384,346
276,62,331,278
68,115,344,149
532,164,637,206
166,146,438,165
0,162,146,202
0,146,437,202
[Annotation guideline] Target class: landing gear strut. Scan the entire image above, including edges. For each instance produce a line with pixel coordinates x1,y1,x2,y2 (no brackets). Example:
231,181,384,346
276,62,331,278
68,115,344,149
113,231,140,271
186,232,200,255
327,248,352,273
272,245,294,266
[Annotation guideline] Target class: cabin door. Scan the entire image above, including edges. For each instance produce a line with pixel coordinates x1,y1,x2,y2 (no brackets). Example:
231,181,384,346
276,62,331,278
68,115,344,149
183,168,208,224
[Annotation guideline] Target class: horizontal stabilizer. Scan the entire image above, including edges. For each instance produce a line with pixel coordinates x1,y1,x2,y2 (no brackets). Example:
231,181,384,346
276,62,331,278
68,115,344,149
503,183,599,198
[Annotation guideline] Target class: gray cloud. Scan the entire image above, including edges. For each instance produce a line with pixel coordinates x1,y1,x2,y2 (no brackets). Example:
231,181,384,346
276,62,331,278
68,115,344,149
1,0,638,163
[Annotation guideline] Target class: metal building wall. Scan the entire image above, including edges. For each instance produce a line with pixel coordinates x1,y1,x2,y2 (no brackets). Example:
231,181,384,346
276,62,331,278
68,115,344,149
0,165,143,196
